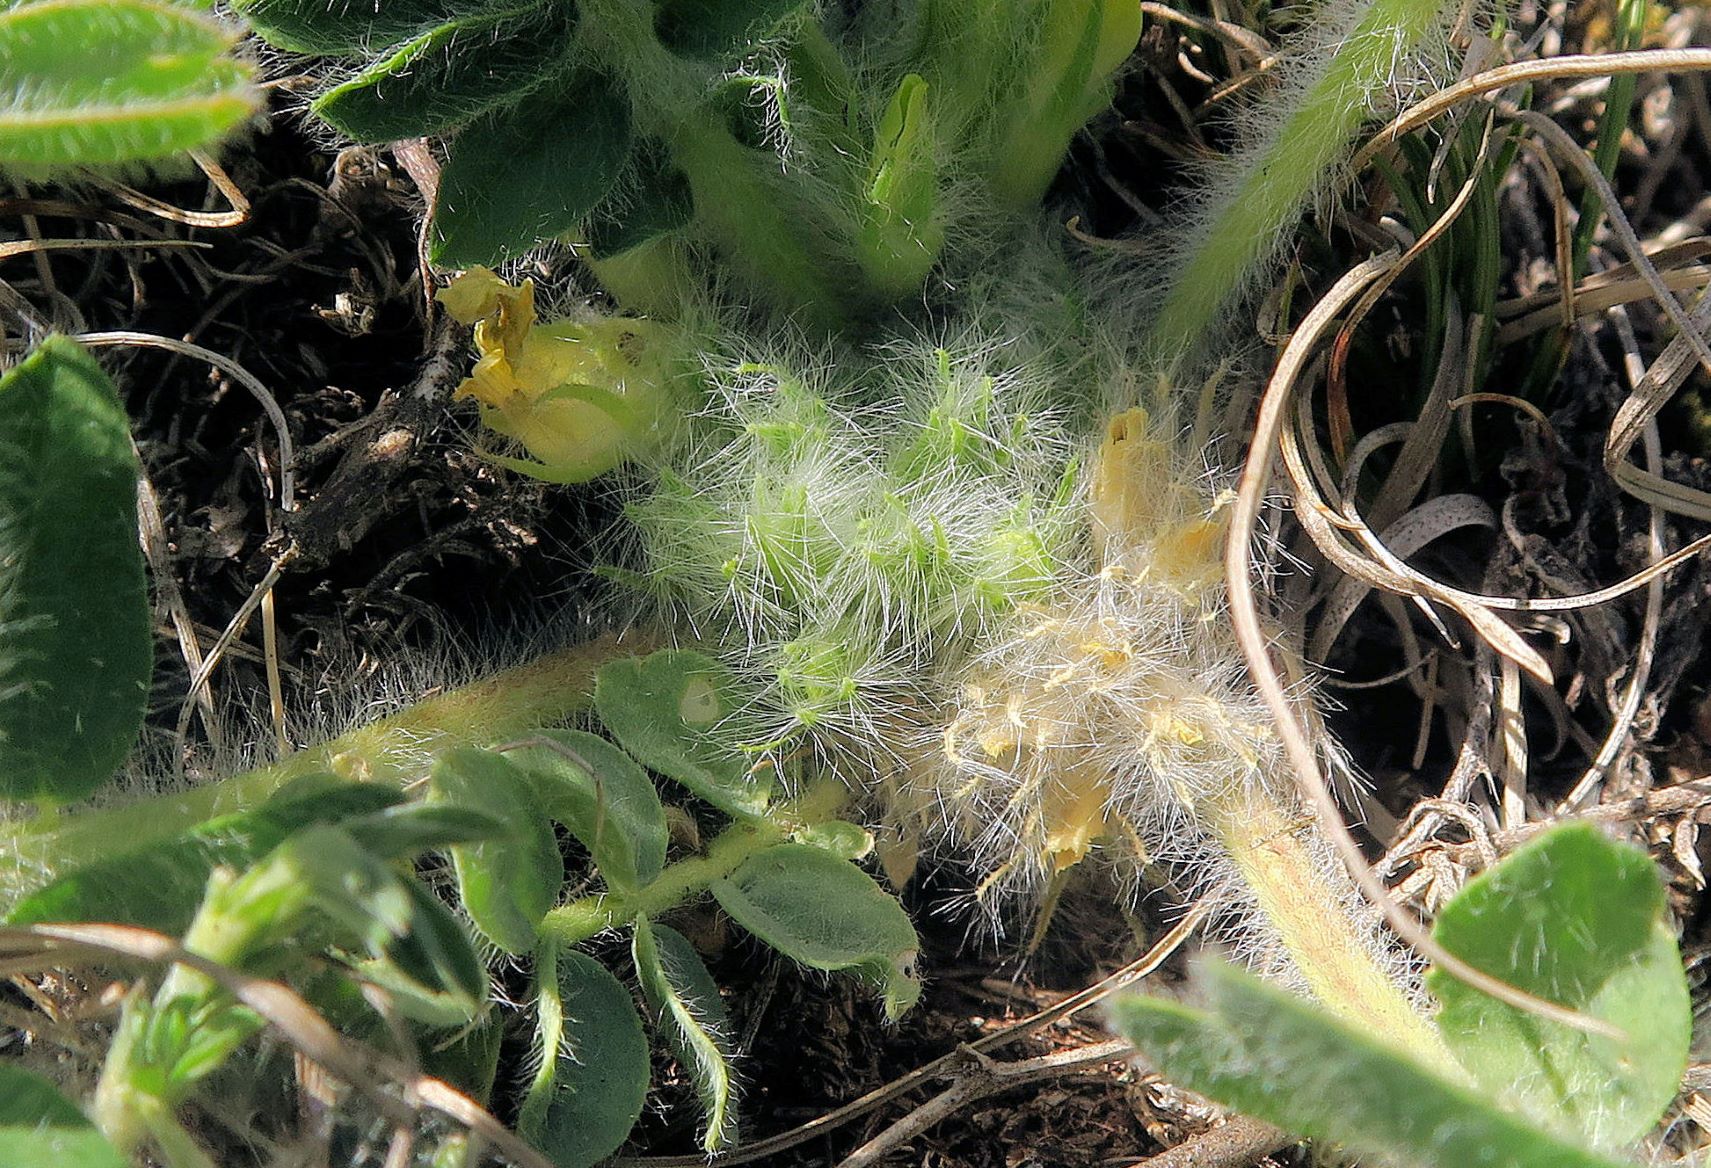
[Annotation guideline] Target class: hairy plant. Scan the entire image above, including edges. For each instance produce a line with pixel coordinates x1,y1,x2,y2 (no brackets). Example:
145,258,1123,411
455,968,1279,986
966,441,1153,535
236,0,1139,322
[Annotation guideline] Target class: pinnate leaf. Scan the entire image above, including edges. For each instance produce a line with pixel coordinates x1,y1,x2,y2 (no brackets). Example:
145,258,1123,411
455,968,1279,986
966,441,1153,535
712,842,919,1019
0,337,149,804
0,0,256,170
1110,961,1635,1168
595,650,771,818
1429,824,1690,1149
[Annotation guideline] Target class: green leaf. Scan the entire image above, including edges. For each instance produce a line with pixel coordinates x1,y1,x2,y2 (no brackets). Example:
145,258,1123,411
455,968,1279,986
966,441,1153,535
310,2,577,142
652,0,805,58
0,337,149,804
358,878,489,1026
0,1066,126,1168
0,0,256,170
427,747,562,956
417,1011,504,1105
1109,962,1635,1168
586,140,694,259
633,919,735,1152
234,0,481,56
1429,824,1691,1149
712,842,919,1019
342,801,511,859
7,781,398,930
504,729,668,894
533,950,651,1168
431,69,631,267
595,650,771,818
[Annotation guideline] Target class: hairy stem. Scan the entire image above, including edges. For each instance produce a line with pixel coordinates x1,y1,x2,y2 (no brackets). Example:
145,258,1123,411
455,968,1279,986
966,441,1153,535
1146,0,1458,368
1,634,648,907
1202,781,1452,1069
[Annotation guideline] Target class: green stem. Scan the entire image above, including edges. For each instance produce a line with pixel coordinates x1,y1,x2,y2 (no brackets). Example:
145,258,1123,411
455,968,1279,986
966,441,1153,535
517,932,562,1142
1,635,646,907
539,815,790,949
668,114,861,327
1201,784,1452,1070
1146,0,1458,369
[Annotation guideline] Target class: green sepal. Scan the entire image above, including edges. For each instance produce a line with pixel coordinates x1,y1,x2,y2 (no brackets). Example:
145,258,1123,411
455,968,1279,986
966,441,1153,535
712,842,920,1019
0,337,149,804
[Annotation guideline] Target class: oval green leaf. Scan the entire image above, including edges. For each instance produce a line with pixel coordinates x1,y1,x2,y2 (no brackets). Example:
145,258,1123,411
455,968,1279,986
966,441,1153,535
311,2,577,142
594,650,771,818
0,337,149,804
431,68,631,267
534,950,651,1168
0,1066,126,1168
1429,824,1691,1149
633,919,735,1152
712,842,919,1019
427,747,562,956
504,729,668,894
1110,961,1635,1168
0,0,257,170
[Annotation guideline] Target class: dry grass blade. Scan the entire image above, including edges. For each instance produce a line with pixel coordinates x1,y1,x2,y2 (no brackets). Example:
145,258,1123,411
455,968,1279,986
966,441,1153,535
1226,252,1620,1039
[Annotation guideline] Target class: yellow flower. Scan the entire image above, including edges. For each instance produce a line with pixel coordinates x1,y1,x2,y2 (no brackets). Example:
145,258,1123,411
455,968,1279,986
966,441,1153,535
435,269,683,483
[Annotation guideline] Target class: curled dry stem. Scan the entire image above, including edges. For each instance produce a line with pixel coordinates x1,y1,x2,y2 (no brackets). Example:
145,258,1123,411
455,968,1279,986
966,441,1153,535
1225,252,1623,1040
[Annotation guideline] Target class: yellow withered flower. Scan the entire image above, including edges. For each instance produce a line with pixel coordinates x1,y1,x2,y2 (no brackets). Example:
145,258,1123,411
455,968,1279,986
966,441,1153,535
437,267,684,483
